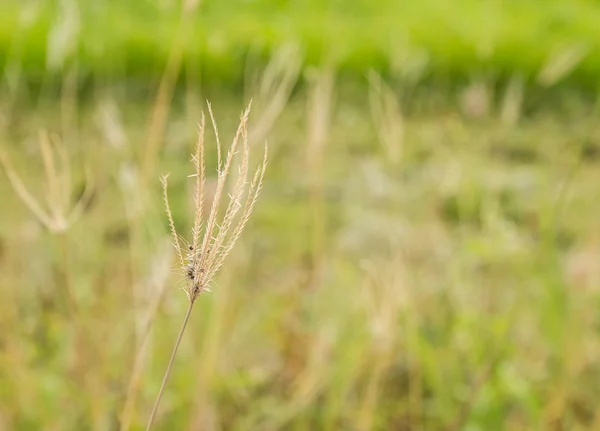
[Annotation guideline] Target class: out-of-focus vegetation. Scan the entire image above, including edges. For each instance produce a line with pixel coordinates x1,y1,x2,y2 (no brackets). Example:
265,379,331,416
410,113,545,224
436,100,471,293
2,0,600,90
2,1,600,431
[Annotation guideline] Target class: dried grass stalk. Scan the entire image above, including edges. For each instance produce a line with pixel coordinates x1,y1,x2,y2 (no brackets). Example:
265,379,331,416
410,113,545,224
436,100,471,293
0,131,94,233
145,101,267,430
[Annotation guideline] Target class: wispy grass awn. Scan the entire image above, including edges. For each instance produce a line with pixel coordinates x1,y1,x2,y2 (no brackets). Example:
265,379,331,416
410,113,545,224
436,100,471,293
145,101,267,430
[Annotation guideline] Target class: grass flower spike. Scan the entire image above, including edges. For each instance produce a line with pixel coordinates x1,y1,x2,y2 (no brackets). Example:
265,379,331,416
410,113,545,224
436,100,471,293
146,101,267,430
0,131,94,233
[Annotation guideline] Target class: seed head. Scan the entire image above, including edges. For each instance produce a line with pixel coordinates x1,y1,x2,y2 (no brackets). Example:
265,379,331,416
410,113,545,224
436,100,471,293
161,101,267,303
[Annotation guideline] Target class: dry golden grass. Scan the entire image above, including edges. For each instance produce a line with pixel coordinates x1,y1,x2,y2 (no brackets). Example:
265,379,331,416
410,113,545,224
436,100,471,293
0,131,94,234
145,101,267,430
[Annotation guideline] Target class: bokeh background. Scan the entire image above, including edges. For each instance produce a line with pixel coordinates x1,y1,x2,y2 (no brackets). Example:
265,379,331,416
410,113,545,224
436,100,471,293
2,0,600,430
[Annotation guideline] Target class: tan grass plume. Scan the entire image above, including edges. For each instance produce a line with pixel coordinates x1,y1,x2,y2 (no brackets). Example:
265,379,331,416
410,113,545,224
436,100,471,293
0,131,94,233
145,101,267,430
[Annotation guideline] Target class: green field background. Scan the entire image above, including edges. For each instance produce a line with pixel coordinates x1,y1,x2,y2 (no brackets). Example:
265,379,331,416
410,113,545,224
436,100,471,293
2,0,600,89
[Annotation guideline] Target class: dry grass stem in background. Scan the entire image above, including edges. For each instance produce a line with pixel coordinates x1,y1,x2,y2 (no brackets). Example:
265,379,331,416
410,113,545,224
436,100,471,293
145,101,267,430
142,0,202,180
245,43,302,147
367,70,404,165
119,240,174,431
306,66,334,284
0,130,94,314
0,131,94,233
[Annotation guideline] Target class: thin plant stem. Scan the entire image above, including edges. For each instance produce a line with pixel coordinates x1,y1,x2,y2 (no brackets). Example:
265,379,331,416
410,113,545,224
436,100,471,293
145,300,195,431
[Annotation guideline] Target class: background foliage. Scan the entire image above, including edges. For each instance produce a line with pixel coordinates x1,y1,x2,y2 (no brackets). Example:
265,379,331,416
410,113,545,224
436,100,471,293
1,1,600,430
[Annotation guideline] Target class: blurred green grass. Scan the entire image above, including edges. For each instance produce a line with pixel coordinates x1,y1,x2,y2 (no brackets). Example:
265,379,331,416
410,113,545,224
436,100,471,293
2,0,600,89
